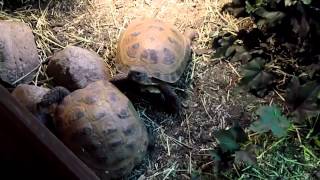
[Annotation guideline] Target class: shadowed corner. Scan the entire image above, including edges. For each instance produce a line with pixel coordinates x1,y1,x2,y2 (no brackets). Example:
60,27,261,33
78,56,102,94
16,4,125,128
0,79,15,92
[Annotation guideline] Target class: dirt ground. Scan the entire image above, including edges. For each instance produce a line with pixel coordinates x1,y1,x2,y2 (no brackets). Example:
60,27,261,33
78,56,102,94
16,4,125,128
0,0,271,179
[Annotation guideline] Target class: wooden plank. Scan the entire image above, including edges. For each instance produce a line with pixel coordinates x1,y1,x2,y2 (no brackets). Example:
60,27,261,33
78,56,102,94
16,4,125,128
0,85,100,180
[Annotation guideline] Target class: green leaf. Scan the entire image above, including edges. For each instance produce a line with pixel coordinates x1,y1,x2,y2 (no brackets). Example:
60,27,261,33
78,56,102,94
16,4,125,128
213,46,229,58
302,0,312,5
245,0,266,13
286,76,320,123
255,8,285,27
214,130,240,152
212,33,237,58
240,58,265,84
213,123,248,153
225,45,237,58
231,51,252,63
210,149,222,161
249,105,291,138
285,0,297,6
226,45,249,62
245,1,255,13
256,9,284,20
240,57,274,97
291,16,310,37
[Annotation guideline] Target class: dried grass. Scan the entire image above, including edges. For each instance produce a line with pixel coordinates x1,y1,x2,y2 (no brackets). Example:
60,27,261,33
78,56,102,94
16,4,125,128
0,0,259,179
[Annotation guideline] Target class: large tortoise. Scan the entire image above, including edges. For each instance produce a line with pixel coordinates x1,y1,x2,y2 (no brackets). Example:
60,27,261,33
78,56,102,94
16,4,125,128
37,80,149,179
112,18,198,113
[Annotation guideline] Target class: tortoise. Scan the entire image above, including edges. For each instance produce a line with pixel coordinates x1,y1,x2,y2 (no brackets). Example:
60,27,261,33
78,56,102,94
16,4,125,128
46,45,111,91
12,84,50,115
112,18,198,113
11,84,54,130
37,80,149,179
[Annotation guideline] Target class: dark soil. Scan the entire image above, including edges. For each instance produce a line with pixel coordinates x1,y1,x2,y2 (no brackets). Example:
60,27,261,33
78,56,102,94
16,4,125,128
124,60,263,179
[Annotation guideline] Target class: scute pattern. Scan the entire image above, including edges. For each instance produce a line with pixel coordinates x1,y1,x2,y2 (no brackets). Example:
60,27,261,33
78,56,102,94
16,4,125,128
163,48,176,65
141,49,158,64
117,18,192,83
53,80,149,179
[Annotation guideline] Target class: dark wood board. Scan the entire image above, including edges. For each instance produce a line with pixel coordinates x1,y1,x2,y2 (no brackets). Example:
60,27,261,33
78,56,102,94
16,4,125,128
0,85,100,180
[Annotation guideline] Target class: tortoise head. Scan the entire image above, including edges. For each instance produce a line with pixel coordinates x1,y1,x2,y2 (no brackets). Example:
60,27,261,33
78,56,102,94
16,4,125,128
37,86,70,115
127,70,154,85
127,65,155,85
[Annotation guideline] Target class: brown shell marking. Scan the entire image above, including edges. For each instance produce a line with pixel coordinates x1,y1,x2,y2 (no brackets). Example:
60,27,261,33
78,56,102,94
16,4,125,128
131,32,140,36
53,80,148,179
140,49,158,64
163,48,176,65
126,43,140,58
148,25,164,31
117,18,191,83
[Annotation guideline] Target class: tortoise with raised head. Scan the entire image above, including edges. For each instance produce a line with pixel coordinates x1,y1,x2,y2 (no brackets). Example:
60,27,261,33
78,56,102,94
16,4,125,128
37,80,149,179
112,18,198,113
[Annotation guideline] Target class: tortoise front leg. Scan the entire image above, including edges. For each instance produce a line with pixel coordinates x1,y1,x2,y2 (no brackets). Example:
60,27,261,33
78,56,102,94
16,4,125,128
158,83,181,114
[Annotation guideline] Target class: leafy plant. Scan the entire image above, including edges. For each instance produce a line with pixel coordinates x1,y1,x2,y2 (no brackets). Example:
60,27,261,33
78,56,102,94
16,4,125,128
239,57,274,97
208,123,250,177
210,0,320,178
286,76,320,122
249,105,291,137
213,122,248,153
214,0,320,110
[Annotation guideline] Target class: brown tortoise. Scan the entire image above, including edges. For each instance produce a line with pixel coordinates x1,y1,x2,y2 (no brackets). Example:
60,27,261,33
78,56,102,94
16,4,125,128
37,80,149,179
113,18,198,113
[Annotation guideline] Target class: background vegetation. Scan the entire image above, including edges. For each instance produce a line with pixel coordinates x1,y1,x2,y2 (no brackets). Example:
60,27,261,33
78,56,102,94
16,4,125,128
209,0,320,179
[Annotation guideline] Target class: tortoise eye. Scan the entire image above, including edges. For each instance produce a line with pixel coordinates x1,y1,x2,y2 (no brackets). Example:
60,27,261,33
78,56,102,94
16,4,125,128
134,72,142,76
135,72,147,78
149,49,158,63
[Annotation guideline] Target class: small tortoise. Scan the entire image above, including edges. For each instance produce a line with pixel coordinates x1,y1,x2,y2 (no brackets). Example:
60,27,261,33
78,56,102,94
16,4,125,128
112,18,198,113
11,84,54,130
37,80,149,179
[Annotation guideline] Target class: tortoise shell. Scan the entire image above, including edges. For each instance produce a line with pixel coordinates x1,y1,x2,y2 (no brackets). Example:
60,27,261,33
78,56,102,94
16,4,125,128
11,84,49,115
53,80,149,179
117,18,192,83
